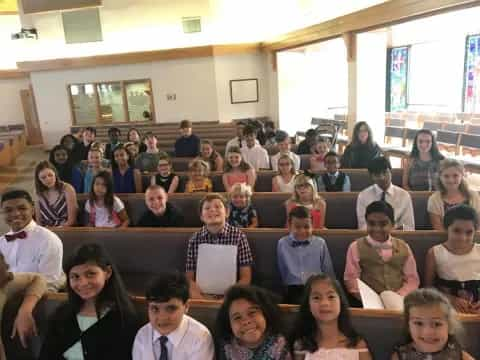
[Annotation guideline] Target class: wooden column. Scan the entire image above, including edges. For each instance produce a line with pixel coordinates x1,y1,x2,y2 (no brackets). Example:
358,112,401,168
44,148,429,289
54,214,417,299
344,32,357,140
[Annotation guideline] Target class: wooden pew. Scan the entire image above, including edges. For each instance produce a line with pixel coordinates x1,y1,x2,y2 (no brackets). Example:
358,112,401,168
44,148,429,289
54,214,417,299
77,191,432,229
52,228,461,297
146,167,404,192
8,293,478,360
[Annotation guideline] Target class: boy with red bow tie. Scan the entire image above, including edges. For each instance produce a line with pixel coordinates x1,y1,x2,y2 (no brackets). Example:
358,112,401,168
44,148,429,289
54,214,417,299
0,189,65,291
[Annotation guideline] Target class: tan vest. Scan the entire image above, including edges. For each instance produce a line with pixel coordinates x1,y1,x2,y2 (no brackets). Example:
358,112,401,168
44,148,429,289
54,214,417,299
358,236,408,294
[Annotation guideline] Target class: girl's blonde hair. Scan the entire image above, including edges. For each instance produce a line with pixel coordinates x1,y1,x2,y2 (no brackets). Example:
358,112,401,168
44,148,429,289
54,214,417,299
403,288,463,344
189,159,210,177
229,183,253,200
437,159,471,201
276,154,296,175
291,174,321,203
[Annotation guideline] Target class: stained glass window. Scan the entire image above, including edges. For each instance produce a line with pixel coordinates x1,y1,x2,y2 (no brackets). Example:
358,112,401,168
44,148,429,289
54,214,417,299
463,34,480,113
387,46,409,112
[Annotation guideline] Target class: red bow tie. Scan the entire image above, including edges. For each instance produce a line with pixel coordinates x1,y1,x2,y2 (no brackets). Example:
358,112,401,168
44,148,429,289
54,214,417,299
5,231,27,242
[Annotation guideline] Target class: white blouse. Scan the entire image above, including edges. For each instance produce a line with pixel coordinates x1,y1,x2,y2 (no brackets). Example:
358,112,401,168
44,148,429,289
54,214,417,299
433,243,480,281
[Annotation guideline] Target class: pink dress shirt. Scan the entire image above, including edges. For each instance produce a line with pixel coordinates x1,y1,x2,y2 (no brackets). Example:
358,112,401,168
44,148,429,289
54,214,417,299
344,235,419,296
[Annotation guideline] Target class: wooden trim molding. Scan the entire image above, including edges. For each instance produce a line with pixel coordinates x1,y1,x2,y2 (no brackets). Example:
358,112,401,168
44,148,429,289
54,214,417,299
16,43,262,72
0,70,29,79
262,0,480,51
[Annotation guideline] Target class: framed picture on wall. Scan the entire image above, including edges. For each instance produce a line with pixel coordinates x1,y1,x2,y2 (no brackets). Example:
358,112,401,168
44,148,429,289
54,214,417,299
230,78,259,104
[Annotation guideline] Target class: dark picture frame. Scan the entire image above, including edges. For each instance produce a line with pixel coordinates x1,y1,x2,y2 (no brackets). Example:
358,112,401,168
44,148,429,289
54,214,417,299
230,78,259,104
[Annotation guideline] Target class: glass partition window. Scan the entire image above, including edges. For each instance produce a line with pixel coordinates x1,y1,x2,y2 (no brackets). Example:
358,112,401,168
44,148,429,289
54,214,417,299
68,79,154,125
70,84,98,125
125,80,153,122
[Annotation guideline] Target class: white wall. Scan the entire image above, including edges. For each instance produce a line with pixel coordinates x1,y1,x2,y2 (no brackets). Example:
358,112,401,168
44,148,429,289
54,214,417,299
213,53,269,122
0,77,31,125
30,52,273,148
31,56,220,148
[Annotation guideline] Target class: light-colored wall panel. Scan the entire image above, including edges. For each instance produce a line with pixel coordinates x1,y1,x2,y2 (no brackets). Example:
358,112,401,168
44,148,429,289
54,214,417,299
0,78,31,126
21,0,101,14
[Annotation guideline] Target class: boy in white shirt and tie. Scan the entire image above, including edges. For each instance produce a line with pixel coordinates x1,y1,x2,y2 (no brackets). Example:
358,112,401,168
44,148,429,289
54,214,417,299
0,189,65,291
132,272,214,360
356,157,415,230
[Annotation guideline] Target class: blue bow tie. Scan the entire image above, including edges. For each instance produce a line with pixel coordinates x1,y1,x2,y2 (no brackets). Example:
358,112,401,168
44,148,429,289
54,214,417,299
291,240,310,248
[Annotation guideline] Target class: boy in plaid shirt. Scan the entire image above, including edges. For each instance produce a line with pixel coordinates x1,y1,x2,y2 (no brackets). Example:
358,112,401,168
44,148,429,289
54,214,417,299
186,193,253,299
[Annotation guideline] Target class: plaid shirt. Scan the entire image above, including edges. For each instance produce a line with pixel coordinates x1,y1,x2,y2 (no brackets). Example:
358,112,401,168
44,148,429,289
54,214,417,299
186,222,253,273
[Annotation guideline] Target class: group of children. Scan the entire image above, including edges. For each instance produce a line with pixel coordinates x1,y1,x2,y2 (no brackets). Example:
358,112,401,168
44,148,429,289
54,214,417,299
36,241,476,359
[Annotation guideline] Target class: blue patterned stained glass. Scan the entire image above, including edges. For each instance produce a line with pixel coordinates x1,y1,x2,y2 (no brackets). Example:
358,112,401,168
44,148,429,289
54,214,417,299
389,47,409,112
464,34,480,113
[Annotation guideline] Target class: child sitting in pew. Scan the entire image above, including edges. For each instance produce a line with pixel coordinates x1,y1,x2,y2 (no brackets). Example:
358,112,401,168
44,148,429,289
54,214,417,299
272,154,297,193
186,194,253,300
39,243,140,360
222,146,256,192
286,174,326,229
427,159,480,230
85,171,130,228
227,183,258,228
184,159,213,193
357,157,415,230
135,132,161,173
271,130,300,172
137,185,184,227
151,152,179,194
132,272,214,360
313,151,351,192
277,206,334,304
83,147,108,194
291,274,373,360
425,204,480,314
391,288,474,360
344,201,419,307
309,137,330,173
215,285,292,360
112,144,142,194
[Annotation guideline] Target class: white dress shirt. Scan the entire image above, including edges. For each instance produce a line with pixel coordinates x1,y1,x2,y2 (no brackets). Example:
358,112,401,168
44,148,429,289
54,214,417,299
356,184,415,230
241,144,270,171
225,137,259,156
132,315,214,360
0,220,65,291
270,151,301,171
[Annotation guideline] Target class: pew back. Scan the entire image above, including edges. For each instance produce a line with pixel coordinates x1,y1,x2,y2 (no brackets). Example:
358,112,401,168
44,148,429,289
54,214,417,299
53,228,460,297
77,191,433,229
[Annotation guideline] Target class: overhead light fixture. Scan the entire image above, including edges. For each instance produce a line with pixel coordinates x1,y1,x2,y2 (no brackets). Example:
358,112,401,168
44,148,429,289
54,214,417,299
11,28,38,40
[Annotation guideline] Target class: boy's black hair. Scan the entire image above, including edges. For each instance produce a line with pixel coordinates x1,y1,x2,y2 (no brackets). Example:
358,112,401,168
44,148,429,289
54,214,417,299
324,151,339,160
146,272,189,303
108,127,121,135
305,129,317,138
84,127,97,136
243,125,258,136
288,206,311,223
443,204,479,230
216,285,283,342
367,156,391,175
275,130,289,143
1,189,34,205
365,200,395,224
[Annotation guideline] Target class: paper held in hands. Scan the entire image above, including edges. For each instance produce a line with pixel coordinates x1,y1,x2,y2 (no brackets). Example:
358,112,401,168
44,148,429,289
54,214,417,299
196,244,237,295
357,279,404,311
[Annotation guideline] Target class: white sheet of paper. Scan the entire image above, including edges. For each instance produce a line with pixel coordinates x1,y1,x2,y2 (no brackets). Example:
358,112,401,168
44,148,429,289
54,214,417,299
196,244,237,295
357,279,384,309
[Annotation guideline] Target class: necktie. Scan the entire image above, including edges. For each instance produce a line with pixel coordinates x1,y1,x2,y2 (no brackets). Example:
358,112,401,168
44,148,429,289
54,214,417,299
380,191,386,202
329,174,336,184
4,231,27,242
159,336,168,360
291,240,310,248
